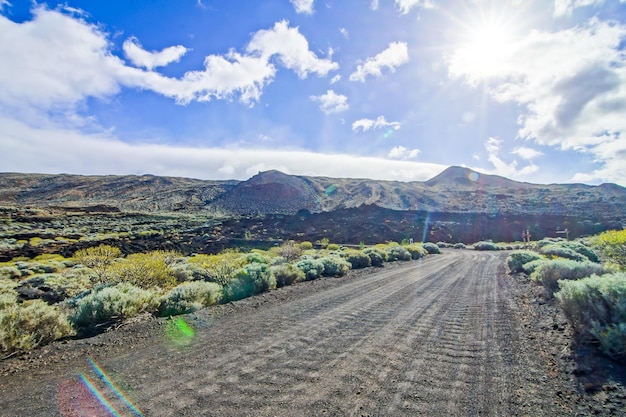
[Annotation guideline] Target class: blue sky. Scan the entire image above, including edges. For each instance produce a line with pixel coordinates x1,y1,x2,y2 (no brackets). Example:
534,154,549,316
1,0,626,185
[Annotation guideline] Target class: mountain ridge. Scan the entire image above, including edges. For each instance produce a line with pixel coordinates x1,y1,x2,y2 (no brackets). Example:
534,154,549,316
1,166,624,223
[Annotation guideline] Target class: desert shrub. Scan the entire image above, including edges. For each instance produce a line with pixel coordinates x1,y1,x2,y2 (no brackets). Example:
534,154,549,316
73,244,122,284
437,242,452,248
223,263,275,302
342,250,371,269
320,256,351,277
0,266,20,280
111,252,178,290
277,241,302,262
33,254,66,262
327,243,340,251
17,272,93,303
245,252,271,265
534,238,563,250
363,247,387,267
539,244,587,262
159,281,223,316
385,246,412,262
473,241,503,251
405,245,428,260
422,242,441,254
521,259,552,275
0,300,74,352
507,250,543,273
558,241,599,263
300,241,313,250
592,229,626,270
69,283,159,330
271,264,305,287
453,243,466,249
187,251,245,286
531,259,607,295
296,258,325,280
556,272,626,358
0,292,16,310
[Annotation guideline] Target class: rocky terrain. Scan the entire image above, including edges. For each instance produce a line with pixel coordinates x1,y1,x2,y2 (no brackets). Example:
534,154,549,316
1,166,625,248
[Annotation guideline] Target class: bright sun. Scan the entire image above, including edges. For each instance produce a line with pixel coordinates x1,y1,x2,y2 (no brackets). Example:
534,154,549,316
450,20,516,81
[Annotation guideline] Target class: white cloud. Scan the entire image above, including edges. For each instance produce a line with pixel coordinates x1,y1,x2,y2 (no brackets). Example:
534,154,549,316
310,90,349,114
394,0,435,15
0,116,445,182
246,20,338,79
553,0,604,17
0,0,11,11
339,27,349,39
349,42,409,82
123,37,188,70
0,7,127,110
387,146,420,160
290,0,314,14
511,146,543,160
330,74,341,84
0,9,337,113
484,138,538,178
352,116,401,132
449,19,626,185
370,0,380,10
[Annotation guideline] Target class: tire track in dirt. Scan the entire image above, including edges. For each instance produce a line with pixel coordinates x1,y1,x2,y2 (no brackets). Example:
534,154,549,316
0,250,570,416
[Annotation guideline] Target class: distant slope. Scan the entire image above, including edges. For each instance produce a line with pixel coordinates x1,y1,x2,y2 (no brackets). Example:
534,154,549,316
1,168,625,226
0,173,238,213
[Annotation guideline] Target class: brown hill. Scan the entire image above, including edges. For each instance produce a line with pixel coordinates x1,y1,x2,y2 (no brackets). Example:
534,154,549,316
1,167,625,238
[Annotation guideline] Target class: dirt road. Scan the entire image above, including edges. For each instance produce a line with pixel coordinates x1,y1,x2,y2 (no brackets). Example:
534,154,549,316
0,250,599,416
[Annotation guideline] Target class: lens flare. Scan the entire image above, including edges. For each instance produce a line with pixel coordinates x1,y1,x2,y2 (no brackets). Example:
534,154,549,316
59,358,144,417
166,317,195,346
421,212,431,243
89,358,144,416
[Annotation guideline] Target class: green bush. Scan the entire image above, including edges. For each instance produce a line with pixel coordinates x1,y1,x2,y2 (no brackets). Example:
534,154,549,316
539,244,587,262
342,250,371,269
556,273,626,358
187,251,245,286
422,242,441,254
453,243,466,249
300,241,313,250
271,264,305,287
0,266,20,280
0,292,16,310
111,251,179,290
559,241,599,263
245,252,271,265
327,243,340,251
521,259,552,275
73,244,122,284
473,241,503,251
363,247,387,267
223,263,275,302
0,300,74,352
385,246,412,262
159,281,223,316
69,283,159,330
592,229,626,270
296,258,325,280
531,259,607,295
320,256,351,277
405,245,428,259
507,250,543,273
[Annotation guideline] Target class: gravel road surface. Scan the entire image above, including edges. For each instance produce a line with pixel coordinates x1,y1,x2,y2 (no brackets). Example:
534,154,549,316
1,250,623,416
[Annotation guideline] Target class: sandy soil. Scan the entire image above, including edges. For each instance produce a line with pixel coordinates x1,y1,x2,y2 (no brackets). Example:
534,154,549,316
1,250,625,416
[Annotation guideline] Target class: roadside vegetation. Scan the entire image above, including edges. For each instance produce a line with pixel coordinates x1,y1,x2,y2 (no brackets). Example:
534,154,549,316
507,231,626,360
0,240,440,355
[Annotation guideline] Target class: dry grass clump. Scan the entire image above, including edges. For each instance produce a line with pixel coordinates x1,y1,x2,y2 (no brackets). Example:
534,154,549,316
0,300,73,352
